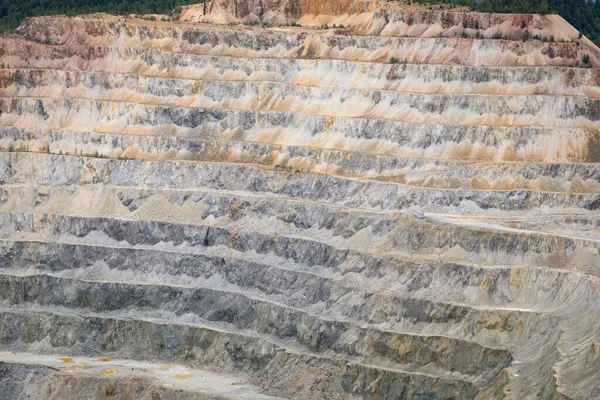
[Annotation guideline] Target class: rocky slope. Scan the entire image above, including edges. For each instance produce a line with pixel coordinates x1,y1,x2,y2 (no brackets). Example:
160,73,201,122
0,1,599,399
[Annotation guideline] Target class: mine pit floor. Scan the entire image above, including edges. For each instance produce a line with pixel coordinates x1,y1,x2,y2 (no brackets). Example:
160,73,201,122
0,352,282,399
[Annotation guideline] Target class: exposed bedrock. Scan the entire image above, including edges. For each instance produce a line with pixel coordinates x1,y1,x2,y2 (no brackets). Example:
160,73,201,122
0,2,600,399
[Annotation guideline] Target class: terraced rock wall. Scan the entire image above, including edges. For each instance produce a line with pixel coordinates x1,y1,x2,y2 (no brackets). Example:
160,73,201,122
0,3,600,399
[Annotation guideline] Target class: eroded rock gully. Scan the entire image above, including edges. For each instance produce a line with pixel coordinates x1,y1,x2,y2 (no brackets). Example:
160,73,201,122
0,1,599,399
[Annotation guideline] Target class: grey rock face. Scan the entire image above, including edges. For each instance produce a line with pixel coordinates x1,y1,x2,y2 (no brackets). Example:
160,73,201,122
1,5,600,400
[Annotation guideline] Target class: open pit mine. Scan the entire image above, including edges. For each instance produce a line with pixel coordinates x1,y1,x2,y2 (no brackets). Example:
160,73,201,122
0,0,599,398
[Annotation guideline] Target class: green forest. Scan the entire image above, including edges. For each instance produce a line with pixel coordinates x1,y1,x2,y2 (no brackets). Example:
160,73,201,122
416,0,600,46
0,0,599,47
0,0,203,31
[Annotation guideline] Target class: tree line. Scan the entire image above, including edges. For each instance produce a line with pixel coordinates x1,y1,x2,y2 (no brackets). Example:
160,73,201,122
0,0,204,31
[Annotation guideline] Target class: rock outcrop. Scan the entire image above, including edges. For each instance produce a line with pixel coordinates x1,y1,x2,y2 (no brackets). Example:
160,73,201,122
0,1,599,399
173,0,379,24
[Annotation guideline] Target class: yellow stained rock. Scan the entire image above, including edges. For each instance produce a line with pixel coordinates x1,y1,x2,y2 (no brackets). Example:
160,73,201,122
172,374,193,380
